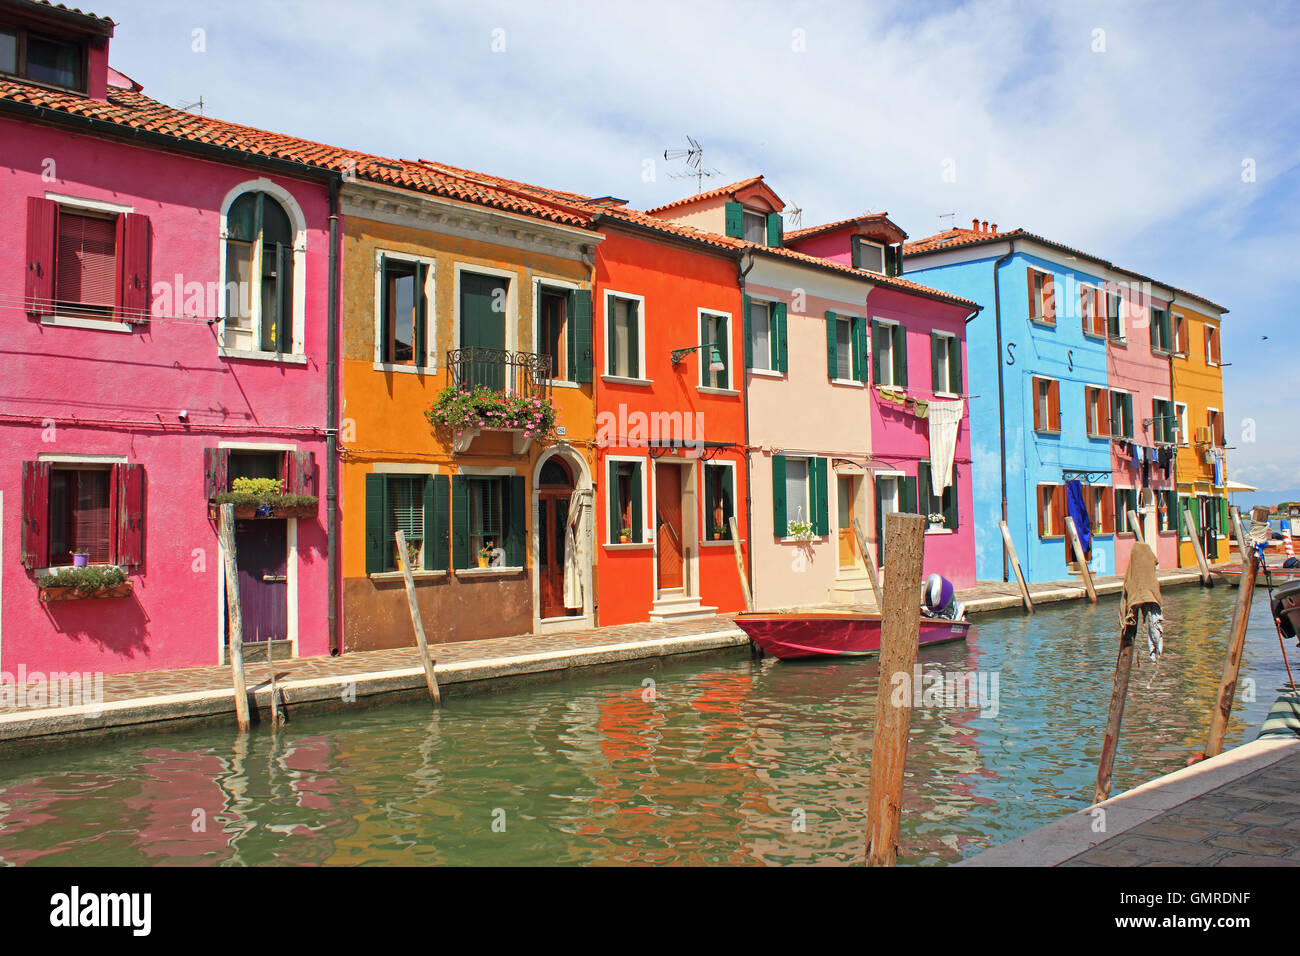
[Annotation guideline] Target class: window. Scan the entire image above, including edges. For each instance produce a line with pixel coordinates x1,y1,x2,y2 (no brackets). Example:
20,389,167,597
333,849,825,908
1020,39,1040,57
606,294,642,379
773,455,829,538
918,461,959,531
364,472,446,574
1208,408,1225,447
852,237,885,275
1205,324,1221,366
223,190,296,354
931,332,962,395
1173,314,1188,355
1175,402,1188,445
1032,376,1061,432
1109,390,1134,439
55,209,116,318
750,299,771,371
871,320,907,387
700,311,730,389
1027,268,1055,324
1106,291,1123,340
453,474,523,569
467,478,503,560
537,286,568,381
1092,486,1115,534
1158,490,1177,534
724,202,780,246
0,26,83,91
20,460,145,570
784,457,810,529
377,255,430,368
743,211,767,245
1114,487,1138,535
607,459,644,543
827,312,866,383
1038,483,1065,537
703,462,735,541
1150,307,1172,354
1152,398,1175,444
834,317,852,380
1084,386,1110,438
1080,285,1105,337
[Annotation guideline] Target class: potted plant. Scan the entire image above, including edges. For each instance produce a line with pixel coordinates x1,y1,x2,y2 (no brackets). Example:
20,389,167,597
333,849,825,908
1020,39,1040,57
618,527,632,544
927,512,947,531
71,550,89,568
787,509,814,542
712,523,726,540
37,565,132,602
211,476,318,520
477,541,494,569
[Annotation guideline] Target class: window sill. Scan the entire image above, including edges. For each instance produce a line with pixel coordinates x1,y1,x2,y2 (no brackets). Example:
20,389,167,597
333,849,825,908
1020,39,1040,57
749,368,784,379
873,384,905,394
1029,318,1057,329
373,362,435,375
780,536,824,544
456,567,525,578
221,348,308,365
602,375,653,387
1082,330,1107,341
547,380,582,390
1039,534,1066,541
934,391,959,400
42,314,134,334
924,527,954,536
368,570,448,582
700,538,742,547
1109,337,1128,347
697,386,740,397
605,541,652,550
1034,428,1062,436
36,563,127,576
830,378,866,388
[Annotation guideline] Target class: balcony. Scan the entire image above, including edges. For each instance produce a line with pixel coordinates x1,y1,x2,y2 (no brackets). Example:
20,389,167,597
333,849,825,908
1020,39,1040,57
437,348,556,455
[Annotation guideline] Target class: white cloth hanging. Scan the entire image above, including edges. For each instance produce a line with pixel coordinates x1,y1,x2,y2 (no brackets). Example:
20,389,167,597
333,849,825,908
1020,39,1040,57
928,399,964,491
563,489,584,610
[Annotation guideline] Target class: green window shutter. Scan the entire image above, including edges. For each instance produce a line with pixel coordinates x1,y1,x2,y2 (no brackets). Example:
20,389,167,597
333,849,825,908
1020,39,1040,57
872,321,885,384
425,474,449,571
893,323,909,388
627,301,640,379
773,302,788,372
629,462,643,543
571,288,593,383
930,333,943,393
1189,498,1200,535
851,316,866,382
949,337,963,394
724,201,744,239
825,310,838,380
945,467,959,529
772,455,787,536
851,237,862,269
874,477,885,568
1220,496,1230,534
378,257,391,364
813,457,830,536
365,473,387,574
743,295,754,369
608,463,622,543
918,463,932,523
414,263,428,366
901,475,918,515
889,246,903,277
1176,495,1186,538
766,212,783,247
505,475,526,567
451,475,470,570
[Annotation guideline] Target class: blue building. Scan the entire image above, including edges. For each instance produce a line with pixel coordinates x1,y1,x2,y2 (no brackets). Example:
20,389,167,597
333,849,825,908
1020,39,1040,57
902,222,1121,584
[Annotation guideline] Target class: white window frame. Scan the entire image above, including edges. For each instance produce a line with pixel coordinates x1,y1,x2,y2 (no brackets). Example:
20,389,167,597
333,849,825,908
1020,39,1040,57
749,298,774,373
874,470,904,535
1028,268,1054,325
217,178,308,361
1207,406,1222,447
783,456,813,539
933,331,959,398
700,459,738,544
742,209,767,245
697,307,736,393
606,454,651,546
603,289,648,383
1174,402,1189,446
874,317,900,388
1204,324,1220,367
1106,288,1125,342
1108,387,1133,439
1172,312,1188,356
1084,383,1108,437
1152,395,1174,445
533,275,580,386
832,314,854,383
1078,283,1105,338
854,237,886,275
372,248,437,374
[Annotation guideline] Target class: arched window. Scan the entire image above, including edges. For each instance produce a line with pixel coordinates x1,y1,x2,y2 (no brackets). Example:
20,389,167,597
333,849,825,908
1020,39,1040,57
222,189,297,353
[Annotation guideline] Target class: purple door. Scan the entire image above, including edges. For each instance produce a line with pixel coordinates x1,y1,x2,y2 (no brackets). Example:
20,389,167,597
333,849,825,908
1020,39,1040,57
232,520,287,643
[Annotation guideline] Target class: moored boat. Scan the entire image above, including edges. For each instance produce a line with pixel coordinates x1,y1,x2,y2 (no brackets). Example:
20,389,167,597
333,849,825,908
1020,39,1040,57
1219,563,1300,588
1272,581,1300,640
734,610,972,661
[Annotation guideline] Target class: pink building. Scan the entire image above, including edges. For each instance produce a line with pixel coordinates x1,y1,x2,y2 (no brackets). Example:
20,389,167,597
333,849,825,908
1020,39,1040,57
1,2,338,675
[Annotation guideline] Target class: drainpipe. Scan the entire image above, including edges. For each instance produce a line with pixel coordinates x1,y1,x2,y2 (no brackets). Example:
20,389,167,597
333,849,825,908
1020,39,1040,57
327,174,342,655
992,240,1015,581
738,250,756,606
581,243,599,621
1166,292,1179,567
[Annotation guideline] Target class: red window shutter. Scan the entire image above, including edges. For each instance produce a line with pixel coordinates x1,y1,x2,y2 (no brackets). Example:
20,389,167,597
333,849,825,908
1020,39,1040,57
203,448,230,499
56,211,117,309
286,450,317,496
25,197,57,316
114,462,145,568
21,461,51,569
119,213,152,325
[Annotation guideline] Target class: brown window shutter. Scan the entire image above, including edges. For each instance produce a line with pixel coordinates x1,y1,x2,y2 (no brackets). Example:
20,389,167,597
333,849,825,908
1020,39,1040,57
203,448,230,499
1027,269,1037,319
286,450,317,496
1048,380,1060,430
1043,273,1055,322
1032,378,1043,430
1100,487,1114,533
1051,485,1066,535
1038,486,1049,537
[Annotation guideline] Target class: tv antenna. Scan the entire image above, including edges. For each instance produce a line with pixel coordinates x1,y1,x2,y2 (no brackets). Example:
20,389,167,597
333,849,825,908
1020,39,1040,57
938,212,956,229
663,136,721,192
177,96,205,115
784,201,803,229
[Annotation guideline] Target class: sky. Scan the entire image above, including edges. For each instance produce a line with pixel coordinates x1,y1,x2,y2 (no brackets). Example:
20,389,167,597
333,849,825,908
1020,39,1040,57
98,0,1300,504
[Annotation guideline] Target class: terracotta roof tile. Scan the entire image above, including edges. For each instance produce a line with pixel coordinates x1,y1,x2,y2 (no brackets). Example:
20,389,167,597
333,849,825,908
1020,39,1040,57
26,0,113,27
785,212,907,243
644,176,767,215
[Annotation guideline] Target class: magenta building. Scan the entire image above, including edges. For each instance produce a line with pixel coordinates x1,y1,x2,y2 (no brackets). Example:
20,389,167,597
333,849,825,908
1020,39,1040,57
1,2,339,675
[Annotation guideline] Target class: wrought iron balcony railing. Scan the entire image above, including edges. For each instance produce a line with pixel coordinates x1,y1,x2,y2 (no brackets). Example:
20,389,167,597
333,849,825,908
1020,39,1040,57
446,347,552,399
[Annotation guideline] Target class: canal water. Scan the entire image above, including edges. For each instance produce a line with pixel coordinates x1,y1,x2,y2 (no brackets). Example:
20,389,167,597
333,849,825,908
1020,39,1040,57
0,586,1291,866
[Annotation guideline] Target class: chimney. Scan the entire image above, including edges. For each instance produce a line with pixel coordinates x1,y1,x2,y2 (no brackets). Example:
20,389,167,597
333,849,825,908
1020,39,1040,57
991,223,998,235
971,218,979,232
980,220,988,234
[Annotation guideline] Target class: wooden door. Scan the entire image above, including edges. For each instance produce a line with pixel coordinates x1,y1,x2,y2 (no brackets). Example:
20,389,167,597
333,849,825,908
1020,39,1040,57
655,463,684,590
538,491,572,619
1202,497,1219,561
232,519,287,643
837,475,857,568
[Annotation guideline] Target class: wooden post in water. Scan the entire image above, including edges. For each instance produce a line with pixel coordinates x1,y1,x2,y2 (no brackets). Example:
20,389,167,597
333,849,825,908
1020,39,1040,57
727,516,753,612
1127,509,1144,544
218,503,251,732
395,529,441,706
865,512,925,867
851,518,883,608
1065,515,1098,604
1093,614,1140,804
1183,499,1212,586
1230,506,1249,565
999,521,1034,614
1205,545,1260,758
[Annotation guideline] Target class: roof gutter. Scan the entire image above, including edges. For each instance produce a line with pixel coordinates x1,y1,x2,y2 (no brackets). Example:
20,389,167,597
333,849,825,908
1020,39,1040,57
326,172,342,655
992,239,1016,582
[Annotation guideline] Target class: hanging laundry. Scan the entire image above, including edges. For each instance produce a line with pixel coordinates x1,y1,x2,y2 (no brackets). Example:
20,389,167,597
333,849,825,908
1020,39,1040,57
1141,449,1151,488
1157,445,1172,477
1213,455,1223,487
928,399,964,491
880,387,905,406
1066,480,1092,555
1130,443,1140,470
913,399,930,420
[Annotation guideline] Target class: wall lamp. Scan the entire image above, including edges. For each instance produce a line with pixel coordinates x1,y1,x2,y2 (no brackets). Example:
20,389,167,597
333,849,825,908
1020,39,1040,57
671,341,725,371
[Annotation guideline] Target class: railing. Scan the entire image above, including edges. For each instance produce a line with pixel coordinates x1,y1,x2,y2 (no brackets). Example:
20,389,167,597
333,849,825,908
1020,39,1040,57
446,347,552,400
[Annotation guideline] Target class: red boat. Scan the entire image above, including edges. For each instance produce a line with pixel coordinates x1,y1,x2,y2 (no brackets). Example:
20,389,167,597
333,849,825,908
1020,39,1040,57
734,610,972,661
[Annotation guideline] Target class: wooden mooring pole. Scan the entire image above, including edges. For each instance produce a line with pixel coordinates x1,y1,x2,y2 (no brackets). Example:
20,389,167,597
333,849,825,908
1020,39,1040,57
1205,544,1260,758
727,516,754,612
395,529,441,706
1065,516,1098,604
865,512,925,867
851,518,883,609
1093,605,1141,804
1230,506,1249,564
1127,509,1144,544
999,521,1034,614
218,503,251,732
1183,499,1213,586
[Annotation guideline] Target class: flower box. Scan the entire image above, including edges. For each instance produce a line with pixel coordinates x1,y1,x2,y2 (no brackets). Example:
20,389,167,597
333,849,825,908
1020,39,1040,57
208,499,318,521
39,581,134,603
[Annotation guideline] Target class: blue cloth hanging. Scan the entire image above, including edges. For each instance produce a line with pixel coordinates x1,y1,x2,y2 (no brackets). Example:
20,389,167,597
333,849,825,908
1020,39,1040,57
1130,443,1140,470
1066,480,1092,554
1213,456,1223,487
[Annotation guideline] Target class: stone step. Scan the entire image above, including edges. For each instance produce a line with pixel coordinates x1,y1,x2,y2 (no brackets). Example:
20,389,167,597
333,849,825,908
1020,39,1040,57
648,603,718,623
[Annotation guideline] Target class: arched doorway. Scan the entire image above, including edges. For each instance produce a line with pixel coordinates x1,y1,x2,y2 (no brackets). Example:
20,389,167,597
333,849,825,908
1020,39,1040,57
538,457,579,619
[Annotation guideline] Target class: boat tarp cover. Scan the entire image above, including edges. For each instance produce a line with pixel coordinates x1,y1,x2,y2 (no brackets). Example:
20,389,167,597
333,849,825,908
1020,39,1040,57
1257,691,1300,739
